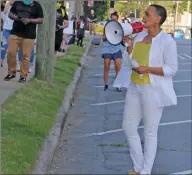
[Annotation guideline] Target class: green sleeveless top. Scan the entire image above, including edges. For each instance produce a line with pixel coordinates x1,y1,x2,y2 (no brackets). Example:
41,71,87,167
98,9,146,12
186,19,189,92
131,42,151,85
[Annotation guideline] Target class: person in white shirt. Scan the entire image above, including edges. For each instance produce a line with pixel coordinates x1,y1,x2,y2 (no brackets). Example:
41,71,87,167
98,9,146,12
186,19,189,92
0,0,14,67
1,2,5,21
76,16,85,47
1,3,5,46
123,5,178,175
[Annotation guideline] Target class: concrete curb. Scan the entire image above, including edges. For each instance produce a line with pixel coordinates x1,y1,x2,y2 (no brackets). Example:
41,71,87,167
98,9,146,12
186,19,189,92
32,44,92,174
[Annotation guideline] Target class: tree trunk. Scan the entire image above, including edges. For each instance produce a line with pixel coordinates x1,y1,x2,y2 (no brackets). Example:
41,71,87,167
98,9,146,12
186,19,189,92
35,0,56,83
0,7,2,57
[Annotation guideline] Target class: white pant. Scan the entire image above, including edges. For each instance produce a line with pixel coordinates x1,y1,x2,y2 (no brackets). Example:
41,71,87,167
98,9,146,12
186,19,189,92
122,83,163,174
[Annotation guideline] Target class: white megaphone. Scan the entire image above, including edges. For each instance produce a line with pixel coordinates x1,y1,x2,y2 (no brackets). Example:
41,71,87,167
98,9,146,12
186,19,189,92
104,20,144,46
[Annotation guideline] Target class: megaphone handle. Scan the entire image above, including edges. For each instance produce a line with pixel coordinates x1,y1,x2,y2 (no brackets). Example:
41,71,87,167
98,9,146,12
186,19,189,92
124,42,129,47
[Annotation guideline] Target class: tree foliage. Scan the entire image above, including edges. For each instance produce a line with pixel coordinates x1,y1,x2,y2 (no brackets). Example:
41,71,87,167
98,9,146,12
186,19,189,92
90,1,109,21
178,1,191,14
114,1,191,17
115,1,137,16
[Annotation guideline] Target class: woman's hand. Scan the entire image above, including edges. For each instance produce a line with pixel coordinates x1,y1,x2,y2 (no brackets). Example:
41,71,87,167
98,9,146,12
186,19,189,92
123,36,134,54
133,66,149,74
4,1,11,14
123,36,134,47
133,66,165,76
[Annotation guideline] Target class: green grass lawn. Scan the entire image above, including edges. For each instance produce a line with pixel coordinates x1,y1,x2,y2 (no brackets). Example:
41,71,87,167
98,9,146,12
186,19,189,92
1,41,89,174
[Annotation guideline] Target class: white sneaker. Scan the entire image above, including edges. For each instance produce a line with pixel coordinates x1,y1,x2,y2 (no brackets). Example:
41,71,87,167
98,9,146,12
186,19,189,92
29,67,32,73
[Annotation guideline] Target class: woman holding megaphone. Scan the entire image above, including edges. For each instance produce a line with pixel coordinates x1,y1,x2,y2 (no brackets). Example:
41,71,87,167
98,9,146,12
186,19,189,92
122,5,178,175
101,11,123,92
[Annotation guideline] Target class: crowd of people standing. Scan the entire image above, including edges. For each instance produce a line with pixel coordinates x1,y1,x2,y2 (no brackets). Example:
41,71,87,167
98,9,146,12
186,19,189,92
0,1,95,82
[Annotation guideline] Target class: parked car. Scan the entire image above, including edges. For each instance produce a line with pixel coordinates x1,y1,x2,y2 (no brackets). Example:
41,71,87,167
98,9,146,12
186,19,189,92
173,29,184,39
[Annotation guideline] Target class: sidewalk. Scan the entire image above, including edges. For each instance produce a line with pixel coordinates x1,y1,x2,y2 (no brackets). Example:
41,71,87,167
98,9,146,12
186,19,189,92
0,51,66,105
48,42,191,174
0,63,34,105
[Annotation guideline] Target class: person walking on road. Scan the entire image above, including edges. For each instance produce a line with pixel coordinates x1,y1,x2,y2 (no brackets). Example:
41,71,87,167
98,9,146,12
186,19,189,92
122,5,178,175
4,0,43,83
87,9,97,35
102,11,123,92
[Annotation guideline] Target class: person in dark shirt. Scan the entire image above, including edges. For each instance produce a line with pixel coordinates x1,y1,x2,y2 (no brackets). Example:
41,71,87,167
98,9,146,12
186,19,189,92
55,4,68,57
61,5,68,20
76,16,85,47
87,9,97,35
58,5,69,53
4,0,43,83
55,8,64,52
70,13,77,44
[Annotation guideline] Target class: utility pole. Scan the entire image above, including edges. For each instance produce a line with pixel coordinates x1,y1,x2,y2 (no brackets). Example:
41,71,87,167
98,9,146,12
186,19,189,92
0,6,1,58
35,0,56,83
186,1,191,25
173,0,177,32
110,0,115,8
109,0,115,19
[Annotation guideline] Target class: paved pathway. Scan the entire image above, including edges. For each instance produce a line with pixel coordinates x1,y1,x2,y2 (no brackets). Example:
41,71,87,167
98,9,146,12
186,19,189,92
0,60,35,105
49,39,192,174
0,50,66,105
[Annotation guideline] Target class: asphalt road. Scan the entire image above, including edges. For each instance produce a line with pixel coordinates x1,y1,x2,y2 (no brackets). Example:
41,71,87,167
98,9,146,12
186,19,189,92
48,39,192,174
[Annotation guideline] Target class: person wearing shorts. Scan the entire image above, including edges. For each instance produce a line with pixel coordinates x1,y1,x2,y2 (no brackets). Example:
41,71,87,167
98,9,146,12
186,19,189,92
101,11,123,92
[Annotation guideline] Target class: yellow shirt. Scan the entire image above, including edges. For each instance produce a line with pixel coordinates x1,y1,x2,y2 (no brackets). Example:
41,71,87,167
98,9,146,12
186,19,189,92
131,42,151,85
56,2,65,17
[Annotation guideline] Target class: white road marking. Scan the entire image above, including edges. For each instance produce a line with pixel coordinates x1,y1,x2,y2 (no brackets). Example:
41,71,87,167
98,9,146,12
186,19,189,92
178,55,186,60
94,69,191,76
173,80,192,83
100,61,192,68
183,54,192,59
172,170,192,174
177,95,192,98
90,100,124,106
94,73,116,76
90,94,191,106
92,85,105,88
179,62,192,65
92,80,192,88
178,70,191,72
83,120,192,137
